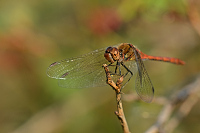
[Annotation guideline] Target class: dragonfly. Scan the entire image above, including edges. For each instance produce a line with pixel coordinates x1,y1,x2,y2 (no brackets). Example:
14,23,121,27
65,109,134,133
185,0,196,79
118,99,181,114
47,43,185,103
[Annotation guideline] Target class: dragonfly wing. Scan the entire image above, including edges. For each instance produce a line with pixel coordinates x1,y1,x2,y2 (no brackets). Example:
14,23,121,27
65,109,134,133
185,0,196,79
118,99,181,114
134,49,154,103
47,48,109,88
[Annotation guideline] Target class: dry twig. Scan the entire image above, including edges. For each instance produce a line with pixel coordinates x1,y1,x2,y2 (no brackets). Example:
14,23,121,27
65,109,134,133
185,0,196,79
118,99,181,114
11,67,199,133
103,64,130,133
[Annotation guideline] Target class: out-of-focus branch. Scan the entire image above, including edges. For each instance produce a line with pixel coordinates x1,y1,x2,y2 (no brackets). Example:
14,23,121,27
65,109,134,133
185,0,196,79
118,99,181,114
145,75,200,133
10,68,199,133
164,92,198,133
103,64,130,133
187,0,200,36
123,93,168,105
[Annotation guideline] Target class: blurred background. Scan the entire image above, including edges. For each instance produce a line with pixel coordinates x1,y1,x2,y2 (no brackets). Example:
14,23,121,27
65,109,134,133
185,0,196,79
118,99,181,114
0,0,200,133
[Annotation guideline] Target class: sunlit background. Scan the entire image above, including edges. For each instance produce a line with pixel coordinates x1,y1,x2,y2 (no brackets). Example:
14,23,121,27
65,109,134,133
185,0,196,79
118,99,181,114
0,0,200,133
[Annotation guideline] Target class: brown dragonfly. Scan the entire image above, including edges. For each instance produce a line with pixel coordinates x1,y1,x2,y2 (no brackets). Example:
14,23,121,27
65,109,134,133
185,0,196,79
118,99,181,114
47,43,185,103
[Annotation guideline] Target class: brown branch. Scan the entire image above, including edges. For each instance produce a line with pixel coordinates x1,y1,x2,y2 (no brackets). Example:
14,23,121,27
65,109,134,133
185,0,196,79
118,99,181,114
103,64,130,133
187,0,200,36
12,65,199,133
145,75,200,133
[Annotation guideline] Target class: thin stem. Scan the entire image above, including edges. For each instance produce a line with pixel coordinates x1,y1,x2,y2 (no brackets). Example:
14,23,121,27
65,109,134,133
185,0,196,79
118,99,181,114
103,64,130,133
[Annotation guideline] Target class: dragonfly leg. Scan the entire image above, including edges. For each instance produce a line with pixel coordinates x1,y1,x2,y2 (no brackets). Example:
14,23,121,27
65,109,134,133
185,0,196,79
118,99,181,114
108,62,122,76
120,62,133,90
115,61,121,75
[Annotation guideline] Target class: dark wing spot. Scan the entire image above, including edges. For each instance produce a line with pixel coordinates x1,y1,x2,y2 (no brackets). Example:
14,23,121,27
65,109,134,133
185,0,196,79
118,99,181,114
61,72,69,78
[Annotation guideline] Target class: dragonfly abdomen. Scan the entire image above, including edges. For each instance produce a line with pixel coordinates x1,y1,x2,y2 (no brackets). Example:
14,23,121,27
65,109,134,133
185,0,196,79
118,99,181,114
145,55,185,65
139,51,185,65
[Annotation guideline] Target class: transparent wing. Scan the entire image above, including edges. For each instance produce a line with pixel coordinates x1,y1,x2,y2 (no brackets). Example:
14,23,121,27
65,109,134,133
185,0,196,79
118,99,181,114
134,49,154,103
47,48,109,88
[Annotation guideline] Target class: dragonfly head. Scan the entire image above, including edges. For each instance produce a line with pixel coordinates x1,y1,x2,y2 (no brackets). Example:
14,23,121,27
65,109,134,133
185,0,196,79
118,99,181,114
104,47,120,63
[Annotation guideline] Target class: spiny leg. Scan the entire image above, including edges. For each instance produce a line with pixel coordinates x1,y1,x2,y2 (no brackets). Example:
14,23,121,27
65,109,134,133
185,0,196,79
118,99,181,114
108,62,122,76
120,62,133,90
115,61,122,75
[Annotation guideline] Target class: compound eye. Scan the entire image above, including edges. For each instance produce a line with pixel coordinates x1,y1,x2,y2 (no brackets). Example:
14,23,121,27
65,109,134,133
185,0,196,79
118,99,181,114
105,47,112,53
104,47,115,63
